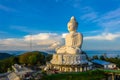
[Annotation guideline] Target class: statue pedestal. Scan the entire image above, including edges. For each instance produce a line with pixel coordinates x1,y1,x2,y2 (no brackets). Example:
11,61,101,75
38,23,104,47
51,54,88,65
45,53,92,72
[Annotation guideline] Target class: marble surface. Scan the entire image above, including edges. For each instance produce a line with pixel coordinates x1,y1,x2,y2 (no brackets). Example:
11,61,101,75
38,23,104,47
51,54,88,65
51,16,88,66
56,16,83,54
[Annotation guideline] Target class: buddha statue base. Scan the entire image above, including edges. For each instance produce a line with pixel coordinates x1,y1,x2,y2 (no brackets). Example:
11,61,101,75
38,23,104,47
44,52,92,72
51,53,88,65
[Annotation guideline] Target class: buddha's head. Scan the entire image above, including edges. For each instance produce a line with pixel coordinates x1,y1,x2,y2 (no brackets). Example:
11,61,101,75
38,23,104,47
67,16,78,32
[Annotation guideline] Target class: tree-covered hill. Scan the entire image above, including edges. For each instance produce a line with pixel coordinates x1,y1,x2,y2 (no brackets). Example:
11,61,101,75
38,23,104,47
0,53,13,60
0,51,47,73
19,51,46,65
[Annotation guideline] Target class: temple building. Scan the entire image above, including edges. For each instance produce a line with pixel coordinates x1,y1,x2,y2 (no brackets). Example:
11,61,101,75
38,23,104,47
45,16,92,72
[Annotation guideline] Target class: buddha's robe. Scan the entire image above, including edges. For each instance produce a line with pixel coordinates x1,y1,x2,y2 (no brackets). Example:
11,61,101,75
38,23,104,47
56,32,83,54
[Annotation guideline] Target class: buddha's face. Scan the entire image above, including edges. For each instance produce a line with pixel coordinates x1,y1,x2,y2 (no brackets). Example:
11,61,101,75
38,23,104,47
68,23,76,32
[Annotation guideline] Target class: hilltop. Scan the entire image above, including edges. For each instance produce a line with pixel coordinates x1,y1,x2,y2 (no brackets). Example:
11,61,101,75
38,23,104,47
0,53,13,60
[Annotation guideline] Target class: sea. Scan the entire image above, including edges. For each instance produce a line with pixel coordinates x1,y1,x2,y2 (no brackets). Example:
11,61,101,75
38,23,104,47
0,50,120,58
85,50,120,58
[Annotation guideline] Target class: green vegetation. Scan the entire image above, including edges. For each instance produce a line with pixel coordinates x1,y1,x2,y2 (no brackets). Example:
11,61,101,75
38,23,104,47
41,70,105,80
92,55,120,68
0,53,15,73
105,57,120,67
99,69,120,74
0,51,46,73
19,51,45,65
0,56,19,73
0,53,13,60
45,54,53,62
92,55,99,59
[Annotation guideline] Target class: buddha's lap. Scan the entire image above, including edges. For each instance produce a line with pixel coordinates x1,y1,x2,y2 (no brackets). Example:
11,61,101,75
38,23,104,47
57,46,80,54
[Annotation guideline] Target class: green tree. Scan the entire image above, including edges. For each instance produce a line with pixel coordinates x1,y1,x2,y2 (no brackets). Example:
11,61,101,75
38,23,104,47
19,51,45,65
0,56,18,73
29,55,37,65
100,55,105,60
46,54,53,62
93,55,99,59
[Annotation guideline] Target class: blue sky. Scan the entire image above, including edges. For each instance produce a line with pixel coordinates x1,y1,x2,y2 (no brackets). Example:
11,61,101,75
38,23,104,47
0,0,120,51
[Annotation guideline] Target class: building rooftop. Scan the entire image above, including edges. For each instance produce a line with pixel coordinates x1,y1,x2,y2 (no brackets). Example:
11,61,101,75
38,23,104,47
92,59,110,65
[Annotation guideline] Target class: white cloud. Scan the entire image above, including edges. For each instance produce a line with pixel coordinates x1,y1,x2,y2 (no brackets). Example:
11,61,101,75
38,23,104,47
24,33,62,46
82,30,102,34
96,8,120,21
24,33,53,41
81,7,120,32
100,20,120,28
93,8,120,32
80,6,98,22
0,32,120,50
0,38,27,46
81,12,97,21
0,33,64,50
84,32,120,40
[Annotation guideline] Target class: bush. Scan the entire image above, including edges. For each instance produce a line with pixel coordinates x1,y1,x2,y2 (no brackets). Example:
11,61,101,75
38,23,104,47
41,70,105,80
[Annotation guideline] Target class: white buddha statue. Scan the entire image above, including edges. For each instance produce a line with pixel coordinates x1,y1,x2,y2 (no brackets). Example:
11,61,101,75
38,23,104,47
56,16,83,54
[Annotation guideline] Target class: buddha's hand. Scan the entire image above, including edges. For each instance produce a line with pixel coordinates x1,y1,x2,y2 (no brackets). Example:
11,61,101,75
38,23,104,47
56,46,66,51
55,47,60,51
